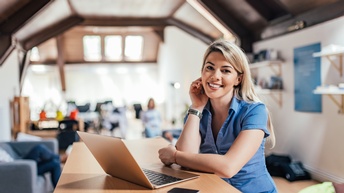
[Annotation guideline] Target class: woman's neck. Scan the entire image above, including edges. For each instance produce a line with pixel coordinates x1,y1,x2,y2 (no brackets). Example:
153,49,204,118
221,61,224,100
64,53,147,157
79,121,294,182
209,91,233,115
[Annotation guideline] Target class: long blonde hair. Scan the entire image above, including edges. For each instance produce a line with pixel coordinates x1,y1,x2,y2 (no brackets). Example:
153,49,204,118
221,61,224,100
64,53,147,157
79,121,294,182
202,39,275,148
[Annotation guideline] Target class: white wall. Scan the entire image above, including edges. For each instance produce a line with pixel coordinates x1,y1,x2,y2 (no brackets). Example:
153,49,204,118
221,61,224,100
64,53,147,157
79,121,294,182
22,64,161,120
158,27,207,126
0,50,20,141
253,16,344,182
20,26,207,126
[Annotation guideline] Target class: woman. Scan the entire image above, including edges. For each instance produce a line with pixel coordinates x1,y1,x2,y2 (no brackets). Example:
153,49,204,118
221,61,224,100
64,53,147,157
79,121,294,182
141,98,162,138
158,39,277,192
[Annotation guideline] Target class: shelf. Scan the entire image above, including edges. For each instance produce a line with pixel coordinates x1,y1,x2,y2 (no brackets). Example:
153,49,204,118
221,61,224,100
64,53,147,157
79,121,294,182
256,89,283,107
313,49,344,77
312,45,344,113
313,89,344,95
250,60,284,107
249,60,283,76
313,88,344,113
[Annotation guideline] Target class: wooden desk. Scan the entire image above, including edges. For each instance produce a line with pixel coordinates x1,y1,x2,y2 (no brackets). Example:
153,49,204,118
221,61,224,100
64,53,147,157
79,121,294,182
55,138,240,193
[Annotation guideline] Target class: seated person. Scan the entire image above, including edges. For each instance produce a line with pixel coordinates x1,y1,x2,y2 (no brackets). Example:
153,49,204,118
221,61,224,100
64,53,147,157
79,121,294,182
141,98,162,138
0,144,61,188
162,130,182,146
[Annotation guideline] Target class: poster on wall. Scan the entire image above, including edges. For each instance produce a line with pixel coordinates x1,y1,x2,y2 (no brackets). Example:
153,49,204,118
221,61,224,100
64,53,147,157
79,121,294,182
294,43,322,113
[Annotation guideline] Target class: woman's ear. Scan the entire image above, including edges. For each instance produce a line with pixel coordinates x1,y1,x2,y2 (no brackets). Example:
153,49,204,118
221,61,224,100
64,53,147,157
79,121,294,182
235,74,243,86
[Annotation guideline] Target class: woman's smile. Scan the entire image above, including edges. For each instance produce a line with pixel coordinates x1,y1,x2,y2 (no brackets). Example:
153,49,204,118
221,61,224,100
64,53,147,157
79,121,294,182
207,82,223,90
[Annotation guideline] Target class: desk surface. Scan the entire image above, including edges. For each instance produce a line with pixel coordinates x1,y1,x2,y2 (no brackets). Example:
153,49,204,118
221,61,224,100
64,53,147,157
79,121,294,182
55,137,240,193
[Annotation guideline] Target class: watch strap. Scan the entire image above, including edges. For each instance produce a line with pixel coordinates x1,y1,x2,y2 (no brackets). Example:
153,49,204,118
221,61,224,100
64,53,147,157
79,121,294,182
188,108,203,119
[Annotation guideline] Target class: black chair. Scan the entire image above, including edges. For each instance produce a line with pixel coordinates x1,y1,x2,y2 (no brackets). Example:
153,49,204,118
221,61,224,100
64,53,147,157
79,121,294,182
57,120,79,150
76,103,90,113
133,103,142,119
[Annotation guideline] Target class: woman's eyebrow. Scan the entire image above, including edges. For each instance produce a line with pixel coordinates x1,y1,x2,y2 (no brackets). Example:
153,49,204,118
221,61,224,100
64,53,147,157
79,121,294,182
206,61,234,69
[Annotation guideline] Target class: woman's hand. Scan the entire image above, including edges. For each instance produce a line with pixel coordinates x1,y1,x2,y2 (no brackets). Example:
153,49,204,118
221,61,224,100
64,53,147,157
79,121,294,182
189,77,208,110
158,145,177,166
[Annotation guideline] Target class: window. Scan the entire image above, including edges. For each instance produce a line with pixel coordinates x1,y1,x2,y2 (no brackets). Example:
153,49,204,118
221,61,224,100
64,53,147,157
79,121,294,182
105,35,122,61
125,35,143,61
82,35,144,62
30,47,40,61
83,35,101,61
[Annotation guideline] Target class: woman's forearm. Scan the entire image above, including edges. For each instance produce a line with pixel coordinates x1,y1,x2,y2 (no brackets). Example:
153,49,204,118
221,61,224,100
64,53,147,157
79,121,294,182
175,115,201,153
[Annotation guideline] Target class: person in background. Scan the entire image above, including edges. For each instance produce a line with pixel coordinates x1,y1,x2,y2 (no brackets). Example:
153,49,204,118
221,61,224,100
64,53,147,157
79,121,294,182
0,144,61,188
141,98,162,138
158,39,277,192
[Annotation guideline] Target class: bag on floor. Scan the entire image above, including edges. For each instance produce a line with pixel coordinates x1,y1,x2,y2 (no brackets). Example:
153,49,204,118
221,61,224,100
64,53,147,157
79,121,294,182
266,154,311,181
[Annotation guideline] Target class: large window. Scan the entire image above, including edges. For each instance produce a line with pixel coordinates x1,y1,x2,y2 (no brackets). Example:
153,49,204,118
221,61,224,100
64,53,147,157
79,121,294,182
105,35,122,61
124,35,143,61
83,35,101,61
83,35,143,62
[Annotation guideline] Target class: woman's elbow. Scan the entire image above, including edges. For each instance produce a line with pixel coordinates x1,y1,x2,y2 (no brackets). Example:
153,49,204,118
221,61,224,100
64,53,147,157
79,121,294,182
215,165,239,178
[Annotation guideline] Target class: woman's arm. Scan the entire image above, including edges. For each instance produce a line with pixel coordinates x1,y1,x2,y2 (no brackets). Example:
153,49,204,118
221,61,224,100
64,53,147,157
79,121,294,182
176,77,208,153
175,114,202,153
160,129,264,178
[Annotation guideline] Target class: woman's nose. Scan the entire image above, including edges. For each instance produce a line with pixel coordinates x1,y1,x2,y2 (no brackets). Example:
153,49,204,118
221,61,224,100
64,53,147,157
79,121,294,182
211,70,221,80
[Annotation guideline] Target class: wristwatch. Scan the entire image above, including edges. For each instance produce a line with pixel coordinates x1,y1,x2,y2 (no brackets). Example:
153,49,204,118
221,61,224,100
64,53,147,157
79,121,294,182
188,108,203,119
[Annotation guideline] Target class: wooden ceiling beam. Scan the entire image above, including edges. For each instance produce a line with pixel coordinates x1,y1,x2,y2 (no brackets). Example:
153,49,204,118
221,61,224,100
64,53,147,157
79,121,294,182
56,35,66,92
260,0,344,40
0,35,15,66
81,18,169,27
167,18,213,45
0,0,52,34
198,0,253,52
245,0,289,21
19,50,31,94
153,29,165,43
20,16,84,51
0,0,53,66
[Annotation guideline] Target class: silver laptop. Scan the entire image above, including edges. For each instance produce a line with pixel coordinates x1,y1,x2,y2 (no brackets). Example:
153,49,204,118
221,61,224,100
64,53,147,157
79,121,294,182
77,131,199,189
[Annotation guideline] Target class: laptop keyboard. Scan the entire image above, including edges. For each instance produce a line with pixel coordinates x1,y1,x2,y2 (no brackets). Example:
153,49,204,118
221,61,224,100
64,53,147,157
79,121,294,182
142,168,182,186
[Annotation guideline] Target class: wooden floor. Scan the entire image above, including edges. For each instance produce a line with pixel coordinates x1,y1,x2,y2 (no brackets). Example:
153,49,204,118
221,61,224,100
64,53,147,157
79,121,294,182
273,177,319,193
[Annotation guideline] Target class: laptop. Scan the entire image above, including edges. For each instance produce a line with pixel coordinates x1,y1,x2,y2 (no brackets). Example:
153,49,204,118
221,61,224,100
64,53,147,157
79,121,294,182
77,131,199,189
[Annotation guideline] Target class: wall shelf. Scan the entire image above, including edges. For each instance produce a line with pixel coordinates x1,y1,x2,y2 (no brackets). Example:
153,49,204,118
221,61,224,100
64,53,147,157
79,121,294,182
313,49,344,77
313,45,344,113
256,89,283,107
313,88,344,113
249,60,283,76
250,60,283,107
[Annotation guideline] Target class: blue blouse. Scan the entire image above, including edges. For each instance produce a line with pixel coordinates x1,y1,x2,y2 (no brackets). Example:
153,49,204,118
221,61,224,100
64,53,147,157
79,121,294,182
196,97,277,193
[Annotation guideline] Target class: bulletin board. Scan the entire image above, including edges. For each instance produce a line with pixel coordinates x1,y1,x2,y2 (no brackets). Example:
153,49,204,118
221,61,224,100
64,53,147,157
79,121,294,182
294,43,322,113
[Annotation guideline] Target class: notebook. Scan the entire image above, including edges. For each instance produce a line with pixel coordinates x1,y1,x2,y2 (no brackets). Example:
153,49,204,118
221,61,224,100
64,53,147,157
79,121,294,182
77,131,199,189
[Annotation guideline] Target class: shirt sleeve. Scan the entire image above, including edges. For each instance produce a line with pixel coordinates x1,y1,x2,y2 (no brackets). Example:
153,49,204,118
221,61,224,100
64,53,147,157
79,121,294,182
241,103,270,138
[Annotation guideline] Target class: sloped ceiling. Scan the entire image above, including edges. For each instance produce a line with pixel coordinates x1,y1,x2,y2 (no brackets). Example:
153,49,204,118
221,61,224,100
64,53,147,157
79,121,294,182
1,0,343,66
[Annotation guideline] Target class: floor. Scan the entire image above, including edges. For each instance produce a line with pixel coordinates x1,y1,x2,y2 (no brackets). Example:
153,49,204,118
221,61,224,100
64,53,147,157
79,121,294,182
273,177,319,193
77,114,320,193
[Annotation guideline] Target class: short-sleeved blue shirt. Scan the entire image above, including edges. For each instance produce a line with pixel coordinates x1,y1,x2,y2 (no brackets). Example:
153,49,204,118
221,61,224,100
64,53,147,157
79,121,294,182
196,97,277,193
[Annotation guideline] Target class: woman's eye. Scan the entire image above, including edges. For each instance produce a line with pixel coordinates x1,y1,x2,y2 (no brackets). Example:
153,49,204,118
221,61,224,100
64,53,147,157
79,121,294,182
222,69,231,73
206,66,214,70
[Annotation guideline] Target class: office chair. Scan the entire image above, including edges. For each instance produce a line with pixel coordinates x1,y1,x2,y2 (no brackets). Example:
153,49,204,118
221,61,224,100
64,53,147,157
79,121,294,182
56,120,79,150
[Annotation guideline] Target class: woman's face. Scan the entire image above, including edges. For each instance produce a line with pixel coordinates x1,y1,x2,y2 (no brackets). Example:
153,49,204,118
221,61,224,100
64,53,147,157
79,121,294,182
201,51,242,100
148,99,154,109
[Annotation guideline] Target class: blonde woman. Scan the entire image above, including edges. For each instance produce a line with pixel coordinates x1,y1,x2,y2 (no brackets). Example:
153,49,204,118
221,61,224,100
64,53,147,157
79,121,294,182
159,39,277,192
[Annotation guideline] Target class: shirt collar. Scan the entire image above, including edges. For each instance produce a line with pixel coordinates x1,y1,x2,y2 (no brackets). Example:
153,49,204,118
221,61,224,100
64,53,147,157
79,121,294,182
204,96,240,115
